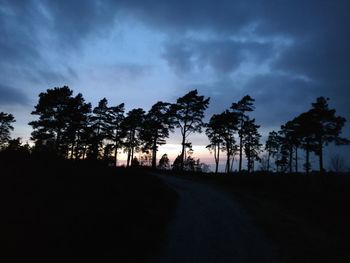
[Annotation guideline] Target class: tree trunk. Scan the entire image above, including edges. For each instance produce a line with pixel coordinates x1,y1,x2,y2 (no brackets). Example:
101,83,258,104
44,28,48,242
214,143,219,174
55,129,61,152
114,146,118,167
267,152,270,172
289,147,293,173
181,134,186,170
114,131,119,166
230,155,234,173
306,144,310,175
226,151,230,174
127,149,131,167
295,147,298,173
152,137,157,169
70,141,75,160
247,146,250,173
82,145,87,160
131,146,134,166
239,133,243,172
319,140,324,172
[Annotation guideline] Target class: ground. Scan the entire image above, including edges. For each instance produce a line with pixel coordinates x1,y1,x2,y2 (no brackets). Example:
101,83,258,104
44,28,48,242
2,160,349,262
148,174,281,263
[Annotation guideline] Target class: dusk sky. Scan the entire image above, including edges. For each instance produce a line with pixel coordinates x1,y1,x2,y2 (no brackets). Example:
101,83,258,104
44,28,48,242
1,0,349,169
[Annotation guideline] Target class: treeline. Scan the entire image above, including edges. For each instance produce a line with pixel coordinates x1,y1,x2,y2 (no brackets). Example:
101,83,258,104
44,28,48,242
265,97,349,174
0,86,348,173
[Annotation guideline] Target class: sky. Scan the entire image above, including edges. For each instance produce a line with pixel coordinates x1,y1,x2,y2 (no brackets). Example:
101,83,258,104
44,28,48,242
1,0,349,171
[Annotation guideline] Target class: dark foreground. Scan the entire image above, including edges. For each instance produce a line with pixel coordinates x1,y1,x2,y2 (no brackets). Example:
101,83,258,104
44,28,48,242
2,158,350,263
148,174,280,263
0,160,177,262
162,171,350,263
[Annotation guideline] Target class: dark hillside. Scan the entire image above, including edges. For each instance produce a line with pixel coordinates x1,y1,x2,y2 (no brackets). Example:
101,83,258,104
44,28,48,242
0,159,177,262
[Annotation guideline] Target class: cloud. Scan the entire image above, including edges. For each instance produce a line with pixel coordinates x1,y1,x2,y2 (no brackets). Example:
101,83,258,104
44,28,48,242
0,85,28,105
0,0,349,141
162,37,278,75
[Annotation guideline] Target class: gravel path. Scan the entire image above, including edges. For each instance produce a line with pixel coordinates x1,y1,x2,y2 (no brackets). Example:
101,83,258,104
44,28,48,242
148,175,281,263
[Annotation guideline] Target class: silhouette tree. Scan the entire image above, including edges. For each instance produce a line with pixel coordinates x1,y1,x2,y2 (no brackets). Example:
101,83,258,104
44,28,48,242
131,156,140,166
205,113,225,173
140,101,174,168
220,111,239,173
184,155,196,171
106,103,125,166
89,98,110,159
65,94,91,159
158,153,170,169
0,112,15,150
102,143,115,164
231,95,255,172
242,118,261,172
280,120,301,173
292,111,318,175
172,155,182,170
29,86,76,155
206,110,239,173
308,97,349,172
265,131,280,172
171,90,210,170
122,108,145,167
75,124,94,160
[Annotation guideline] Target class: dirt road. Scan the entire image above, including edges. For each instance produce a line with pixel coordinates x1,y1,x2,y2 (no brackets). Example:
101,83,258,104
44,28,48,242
148,175,281,263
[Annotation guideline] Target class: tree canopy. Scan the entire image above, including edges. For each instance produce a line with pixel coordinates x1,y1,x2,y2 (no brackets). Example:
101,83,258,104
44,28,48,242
3,85,348,174
0,112,15,149
172,89,210,170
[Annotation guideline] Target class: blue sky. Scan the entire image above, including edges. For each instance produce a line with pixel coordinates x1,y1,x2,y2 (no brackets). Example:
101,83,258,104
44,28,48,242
1,0,349,170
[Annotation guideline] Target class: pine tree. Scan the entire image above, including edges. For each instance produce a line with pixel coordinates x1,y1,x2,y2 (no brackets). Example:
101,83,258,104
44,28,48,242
158,153,170,169
106,103,125,166
205,113,225,174
140,101,174,168
242,118,261,172
231,95,255,172
89,98,110,159
0,112,15,150
308,97,349,172
122,108,145,167
29,86,77,156
171,90,210,170
265,131,280,172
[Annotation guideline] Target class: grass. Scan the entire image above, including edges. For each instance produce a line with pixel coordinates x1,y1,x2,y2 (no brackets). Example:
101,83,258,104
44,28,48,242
0,159,178,262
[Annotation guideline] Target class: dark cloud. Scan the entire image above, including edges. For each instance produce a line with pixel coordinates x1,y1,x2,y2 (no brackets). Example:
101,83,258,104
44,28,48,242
0,0,119,84
0,0,349,138
185,73,318,127
162,39,275,75
111,63,152,77
0,84,28,105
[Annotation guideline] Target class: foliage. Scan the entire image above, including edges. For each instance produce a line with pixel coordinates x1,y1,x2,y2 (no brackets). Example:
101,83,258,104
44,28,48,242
0,112,15,149
242,118,262,172
172,89,210,170
122,108,145,167
265,131,280,171
231,95,255,172
8,86,348,174
158,153,170,170
140,101,174,168
106,103,125,166
29,86,91,157
206,110,239,173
